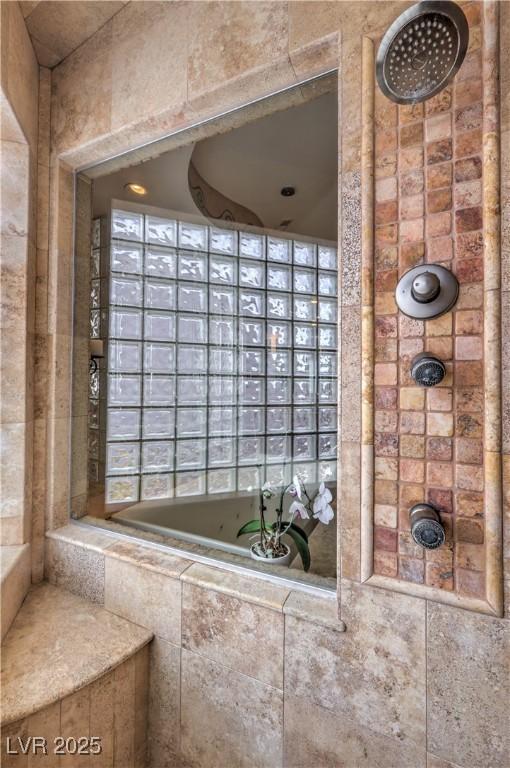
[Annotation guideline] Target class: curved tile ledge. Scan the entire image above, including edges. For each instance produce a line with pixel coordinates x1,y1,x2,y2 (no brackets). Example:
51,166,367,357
79,515,337,592
46,523,340,624
181,562,291,612
0,582,152,725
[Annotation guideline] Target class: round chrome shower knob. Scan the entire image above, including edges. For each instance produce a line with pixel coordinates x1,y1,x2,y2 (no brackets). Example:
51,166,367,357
411,353,446,387
412,271,440,303
409,503,445,550
395,264,459,320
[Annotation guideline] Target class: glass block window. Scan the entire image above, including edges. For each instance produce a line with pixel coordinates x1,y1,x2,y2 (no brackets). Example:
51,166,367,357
89,219,106,489
104,209,338,503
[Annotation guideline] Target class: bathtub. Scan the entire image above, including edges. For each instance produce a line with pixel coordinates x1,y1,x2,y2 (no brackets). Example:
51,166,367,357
111,491,316,558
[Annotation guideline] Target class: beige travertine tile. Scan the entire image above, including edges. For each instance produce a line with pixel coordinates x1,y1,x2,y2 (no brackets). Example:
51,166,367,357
1,141,29,238
181,562,290,611
339,441,361,580
25,1,127,69
46,538,105,604
286,579,426,748
1,331,33,426
0,234,29,337
47,162,73,343
341,307,361,441
26,701,61,767
188,1,288,98
45,416,72,518
60,688,90,767
36,161,49,256
134,645,149,768
182,582,284,688
288,1,342,52
0,1,39,150
503,293,510,455
504,455,510,617
284,695,426,768
1,649,148,767
426,755,463,768
113,655,136,768
181,649,283,768
37,66,51,166
340,36,363,135
73,176,92,346
47,523,117,552
0,543,31,641
0,422,31,545
1,718,29,768
33,333,49,421
19,1,41,19
147,638,181,768
51,21,113,154
283,589,344,632
427,602,509,768
1,583,150,725
0,92,26,144
48,334,72,420
105,540,191,579
111,2,187,132
89,671,115,768
105,556,181,644
289,32,339,80
0,516,26,546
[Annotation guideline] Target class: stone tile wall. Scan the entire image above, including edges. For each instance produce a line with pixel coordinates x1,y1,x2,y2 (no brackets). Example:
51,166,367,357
45,526,509,768
0,1,39,548
1,2,508,766
372,8,487,599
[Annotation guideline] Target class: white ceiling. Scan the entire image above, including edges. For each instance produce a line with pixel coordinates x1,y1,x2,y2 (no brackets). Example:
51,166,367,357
93,89,338,242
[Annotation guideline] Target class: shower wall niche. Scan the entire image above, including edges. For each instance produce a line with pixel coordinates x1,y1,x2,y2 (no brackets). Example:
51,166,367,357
87,203,338,509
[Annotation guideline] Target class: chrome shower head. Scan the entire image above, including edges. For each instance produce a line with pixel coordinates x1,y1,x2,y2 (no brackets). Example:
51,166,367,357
376,1,469,105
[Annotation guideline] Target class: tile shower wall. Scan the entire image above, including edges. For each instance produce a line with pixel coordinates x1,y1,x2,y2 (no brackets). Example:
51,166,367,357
13,0,506,765
46,528,509,768
373,7,486,598
96,208,338,505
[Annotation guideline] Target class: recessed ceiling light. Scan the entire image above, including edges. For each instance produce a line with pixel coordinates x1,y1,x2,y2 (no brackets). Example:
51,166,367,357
125,182,147,196
281,186,295,197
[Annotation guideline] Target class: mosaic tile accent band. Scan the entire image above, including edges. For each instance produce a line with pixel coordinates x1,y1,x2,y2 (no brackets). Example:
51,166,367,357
372,6,486,599
90,209,338,505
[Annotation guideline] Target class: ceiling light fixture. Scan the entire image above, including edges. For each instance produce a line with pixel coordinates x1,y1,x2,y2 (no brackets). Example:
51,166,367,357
281,186,295,197
125,182,147,196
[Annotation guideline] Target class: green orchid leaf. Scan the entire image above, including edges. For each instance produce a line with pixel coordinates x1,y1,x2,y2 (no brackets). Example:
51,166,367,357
237,520,269,538
285,527,311,572
288,522,309,544
237,520,262,537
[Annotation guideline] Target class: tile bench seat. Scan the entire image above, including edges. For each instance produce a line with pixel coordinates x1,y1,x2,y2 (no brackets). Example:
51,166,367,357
1,582,152,766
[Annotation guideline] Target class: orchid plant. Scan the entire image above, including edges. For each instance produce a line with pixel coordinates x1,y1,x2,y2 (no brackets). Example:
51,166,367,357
237,476,334,572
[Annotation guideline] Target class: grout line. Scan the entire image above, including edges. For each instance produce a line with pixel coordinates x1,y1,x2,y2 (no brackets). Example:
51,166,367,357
49,1,132,72
181,643,283,693
425,597,428,758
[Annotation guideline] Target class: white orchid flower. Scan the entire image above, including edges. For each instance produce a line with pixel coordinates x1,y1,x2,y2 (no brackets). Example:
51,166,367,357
261,481,275,499
289,500,309,520
291,474,302,499
313,482,334,524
